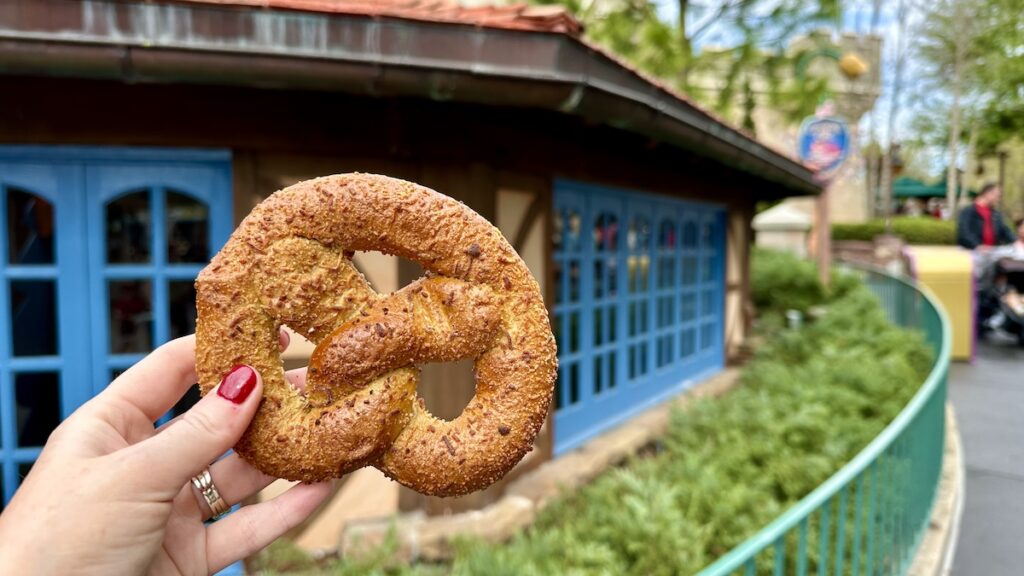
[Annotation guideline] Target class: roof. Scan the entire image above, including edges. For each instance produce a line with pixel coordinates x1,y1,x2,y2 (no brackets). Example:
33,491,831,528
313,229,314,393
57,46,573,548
176,0,583,35
0,0,820,196
752,203,812,231
176,0,798,165
893,177,973,198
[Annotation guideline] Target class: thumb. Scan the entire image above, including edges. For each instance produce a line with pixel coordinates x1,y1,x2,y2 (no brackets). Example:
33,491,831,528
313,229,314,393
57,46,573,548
125,365,263,496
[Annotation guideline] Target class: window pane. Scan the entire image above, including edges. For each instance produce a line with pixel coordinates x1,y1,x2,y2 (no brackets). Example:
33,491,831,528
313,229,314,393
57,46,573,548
607,259,617,297
554,260,563,304
10,280,57,357
682,256,698,285
628,217,650,251
553,313,563,353
683,220,698,248
681,292,697,322
106,190,151,264
166,191,210,263
555,368,564,410
7,188,54,265
569,261,580,302
169,281,198,340
569,312,580,353
553,211,563,251
657,296,674,328
109,280,152,353
701,220,714,248
563,209,582,253
658,220,676,249
629,256,649,293
569,363,580,405
680,328,696,357
593,212,619,253
658,257,675,289
702,255,715,282
15,372,61,448
629,346,637,379
702,290,716,317
701,323,715,350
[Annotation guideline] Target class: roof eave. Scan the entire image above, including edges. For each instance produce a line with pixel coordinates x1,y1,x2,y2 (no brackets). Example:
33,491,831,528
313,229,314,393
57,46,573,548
0,0,820,196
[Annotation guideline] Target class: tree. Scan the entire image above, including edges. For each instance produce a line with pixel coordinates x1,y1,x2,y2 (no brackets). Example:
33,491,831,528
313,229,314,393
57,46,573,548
971,0,1024,155
533,0,841,127
914,0,986,217
909,0,1024,212
880,0,910,228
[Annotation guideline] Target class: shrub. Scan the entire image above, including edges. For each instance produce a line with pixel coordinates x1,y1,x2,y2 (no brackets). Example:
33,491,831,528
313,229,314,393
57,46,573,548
750,247,860,319
832,217,957,245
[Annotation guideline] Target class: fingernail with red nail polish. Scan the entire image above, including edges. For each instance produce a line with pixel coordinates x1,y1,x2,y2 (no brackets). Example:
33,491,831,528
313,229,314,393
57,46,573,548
218,365,257,404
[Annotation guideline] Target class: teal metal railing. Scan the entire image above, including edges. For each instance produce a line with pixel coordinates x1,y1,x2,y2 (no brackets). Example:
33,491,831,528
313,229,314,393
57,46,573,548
698,266,952,576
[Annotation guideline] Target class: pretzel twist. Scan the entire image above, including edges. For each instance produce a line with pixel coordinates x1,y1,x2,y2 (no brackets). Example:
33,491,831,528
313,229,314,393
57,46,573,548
195,174,557,496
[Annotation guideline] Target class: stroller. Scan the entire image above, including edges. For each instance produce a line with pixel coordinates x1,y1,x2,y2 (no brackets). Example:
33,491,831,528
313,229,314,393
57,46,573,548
976,246,1024,346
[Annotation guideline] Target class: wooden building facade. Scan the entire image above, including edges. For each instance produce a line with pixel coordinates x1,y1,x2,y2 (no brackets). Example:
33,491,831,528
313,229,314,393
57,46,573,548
0,0,819,522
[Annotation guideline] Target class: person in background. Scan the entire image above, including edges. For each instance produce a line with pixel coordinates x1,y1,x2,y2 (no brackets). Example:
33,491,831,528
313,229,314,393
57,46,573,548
1015,218,1024,252
957,183,1016,250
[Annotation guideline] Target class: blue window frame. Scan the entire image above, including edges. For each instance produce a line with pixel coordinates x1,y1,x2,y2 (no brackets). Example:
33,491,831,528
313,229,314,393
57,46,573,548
0,147,232,505
553,180,726,454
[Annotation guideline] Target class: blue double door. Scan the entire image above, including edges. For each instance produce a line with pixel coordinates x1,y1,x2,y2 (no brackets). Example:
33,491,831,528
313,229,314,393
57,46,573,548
553,181,727,454
0,148,232,505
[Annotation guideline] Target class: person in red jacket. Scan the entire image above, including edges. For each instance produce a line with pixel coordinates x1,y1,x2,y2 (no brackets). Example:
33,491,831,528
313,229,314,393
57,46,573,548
957,183,1016,250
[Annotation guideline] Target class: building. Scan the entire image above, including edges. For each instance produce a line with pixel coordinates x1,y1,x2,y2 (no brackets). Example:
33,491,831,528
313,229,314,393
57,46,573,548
0,0,819,531
691,30,882,224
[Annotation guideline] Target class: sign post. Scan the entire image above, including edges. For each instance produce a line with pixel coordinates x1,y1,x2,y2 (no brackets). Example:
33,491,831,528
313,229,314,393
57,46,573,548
797,102,851,287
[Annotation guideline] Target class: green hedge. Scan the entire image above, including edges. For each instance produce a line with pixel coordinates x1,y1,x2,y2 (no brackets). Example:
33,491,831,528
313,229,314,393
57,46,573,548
254,250,933,576
832,217,957,245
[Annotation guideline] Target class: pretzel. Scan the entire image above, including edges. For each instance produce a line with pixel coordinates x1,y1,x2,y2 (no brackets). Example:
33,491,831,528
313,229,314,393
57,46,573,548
194,174,557,496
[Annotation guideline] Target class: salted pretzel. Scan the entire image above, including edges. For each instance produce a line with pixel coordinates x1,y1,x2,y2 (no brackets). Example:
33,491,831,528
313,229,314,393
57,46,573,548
195,174,557,496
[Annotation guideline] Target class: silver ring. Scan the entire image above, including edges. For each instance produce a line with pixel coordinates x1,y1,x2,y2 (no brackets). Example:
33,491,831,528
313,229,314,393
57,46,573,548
191,468,230,520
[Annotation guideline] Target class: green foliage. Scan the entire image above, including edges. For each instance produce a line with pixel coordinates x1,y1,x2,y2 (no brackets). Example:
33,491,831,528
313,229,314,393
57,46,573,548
749,247,858,319
832,217,957,245
971,0,1024,155
910,0,1024,157
750,247,826,316
252,539,321,574
530,0,838,121
251,530,448,576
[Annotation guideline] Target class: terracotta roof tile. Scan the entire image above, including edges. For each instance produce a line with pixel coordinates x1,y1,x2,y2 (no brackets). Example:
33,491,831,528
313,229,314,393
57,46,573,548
177,0,583,35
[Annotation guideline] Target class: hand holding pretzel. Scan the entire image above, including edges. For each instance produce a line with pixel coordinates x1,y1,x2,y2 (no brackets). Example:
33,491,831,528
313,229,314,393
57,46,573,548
195,174,557,496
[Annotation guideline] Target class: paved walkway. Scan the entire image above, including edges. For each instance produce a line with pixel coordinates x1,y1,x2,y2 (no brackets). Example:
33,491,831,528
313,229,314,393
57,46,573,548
949,335,1024,575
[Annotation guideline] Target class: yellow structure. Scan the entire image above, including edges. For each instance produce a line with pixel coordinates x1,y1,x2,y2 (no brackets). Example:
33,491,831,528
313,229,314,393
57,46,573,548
905,246,975,361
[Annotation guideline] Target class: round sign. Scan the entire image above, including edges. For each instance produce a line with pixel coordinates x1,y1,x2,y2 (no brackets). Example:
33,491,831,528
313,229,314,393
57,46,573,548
798,116,850,179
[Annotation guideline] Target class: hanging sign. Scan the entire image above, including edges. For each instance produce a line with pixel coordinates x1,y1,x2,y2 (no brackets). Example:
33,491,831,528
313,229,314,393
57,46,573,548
798,110,850,180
